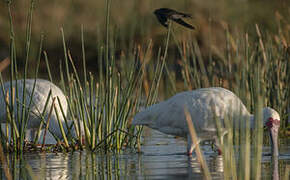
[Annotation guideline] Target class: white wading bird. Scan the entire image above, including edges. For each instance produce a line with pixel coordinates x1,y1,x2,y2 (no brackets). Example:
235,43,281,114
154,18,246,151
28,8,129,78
132,87,280,156
0,79,70,142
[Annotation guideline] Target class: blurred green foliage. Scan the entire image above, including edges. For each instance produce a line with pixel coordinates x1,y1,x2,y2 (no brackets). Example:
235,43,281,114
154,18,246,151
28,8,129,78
0,0,289,78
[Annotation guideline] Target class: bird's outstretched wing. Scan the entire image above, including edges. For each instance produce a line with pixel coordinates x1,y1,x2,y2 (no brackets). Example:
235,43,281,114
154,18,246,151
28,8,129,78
154,8,195,30
171,18,195,30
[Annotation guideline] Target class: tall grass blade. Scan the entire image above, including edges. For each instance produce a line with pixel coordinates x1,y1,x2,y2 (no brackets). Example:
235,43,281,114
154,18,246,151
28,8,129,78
184,106,212,180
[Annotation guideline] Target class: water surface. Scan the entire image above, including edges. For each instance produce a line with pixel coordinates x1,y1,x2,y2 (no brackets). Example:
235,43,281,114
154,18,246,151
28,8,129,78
1,128,290,179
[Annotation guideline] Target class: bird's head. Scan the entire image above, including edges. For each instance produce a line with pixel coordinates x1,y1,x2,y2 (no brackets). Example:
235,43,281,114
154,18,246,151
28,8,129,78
263,107,280,130
153,8,171,16
153,9,159,15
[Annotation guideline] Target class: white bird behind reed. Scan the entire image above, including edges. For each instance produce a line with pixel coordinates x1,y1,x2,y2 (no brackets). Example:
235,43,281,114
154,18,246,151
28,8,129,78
0,79,69,142
132,87,280,156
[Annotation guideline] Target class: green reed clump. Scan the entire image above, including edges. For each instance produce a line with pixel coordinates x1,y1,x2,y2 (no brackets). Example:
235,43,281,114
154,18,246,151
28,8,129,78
1,0,166,154
59,0,172,152
59,25,167,151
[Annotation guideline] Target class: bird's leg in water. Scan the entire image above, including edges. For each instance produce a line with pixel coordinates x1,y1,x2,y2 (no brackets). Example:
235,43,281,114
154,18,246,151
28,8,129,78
187,134,201,155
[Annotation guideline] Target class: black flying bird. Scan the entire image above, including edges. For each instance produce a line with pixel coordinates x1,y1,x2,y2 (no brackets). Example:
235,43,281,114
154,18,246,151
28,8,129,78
154,8,195,30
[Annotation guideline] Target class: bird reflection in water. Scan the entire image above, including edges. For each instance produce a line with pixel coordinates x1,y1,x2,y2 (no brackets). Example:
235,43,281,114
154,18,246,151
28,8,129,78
187,155,224,178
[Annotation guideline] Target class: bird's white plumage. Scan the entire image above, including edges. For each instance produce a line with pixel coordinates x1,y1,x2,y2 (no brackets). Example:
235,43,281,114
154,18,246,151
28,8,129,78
0,79,68,140
132,87,280,155
133,88,249,138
